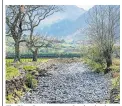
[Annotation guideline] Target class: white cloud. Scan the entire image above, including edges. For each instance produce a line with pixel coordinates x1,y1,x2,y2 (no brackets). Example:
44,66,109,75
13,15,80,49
76,5,94,10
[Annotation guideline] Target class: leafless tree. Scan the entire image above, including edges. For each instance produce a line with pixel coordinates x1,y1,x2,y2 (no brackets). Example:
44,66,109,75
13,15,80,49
24,5,62,61
6,5,26,62
6,5,62,62
26,34,55,61
87,5,120,72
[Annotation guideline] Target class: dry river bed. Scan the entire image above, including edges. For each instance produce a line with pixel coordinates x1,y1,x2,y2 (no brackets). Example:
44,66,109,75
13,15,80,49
21,59,111,104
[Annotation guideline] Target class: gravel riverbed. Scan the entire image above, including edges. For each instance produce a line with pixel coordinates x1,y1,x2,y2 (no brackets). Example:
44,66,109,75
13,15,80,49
21,61,111,104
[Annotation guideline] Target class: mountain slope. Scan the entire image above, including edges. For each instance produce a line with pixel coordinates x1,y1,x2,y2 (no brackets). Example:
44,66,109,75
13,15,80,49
35,5,86,37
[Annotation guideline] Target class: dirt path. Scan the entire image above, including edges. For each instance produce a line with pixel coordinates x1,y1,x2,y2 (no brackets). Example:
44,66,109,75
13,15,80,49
21,60,111,103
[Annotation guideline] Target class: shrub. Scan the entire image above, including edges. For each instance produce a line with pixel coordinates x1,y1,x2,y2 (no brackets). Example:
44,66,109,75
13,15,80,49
23,65,36,71
83,58,104,73
6,66,20,80
25,73,37,88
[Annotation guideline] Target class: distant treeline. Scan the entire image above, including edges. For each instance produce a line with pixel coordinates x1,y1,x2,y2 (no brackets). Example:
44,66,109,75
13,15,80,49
6,53,81,59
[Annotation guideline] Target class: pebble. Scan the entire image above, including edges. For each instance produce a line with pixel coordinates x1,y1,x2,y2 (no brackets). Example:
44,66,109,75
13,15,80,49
20,61,111,103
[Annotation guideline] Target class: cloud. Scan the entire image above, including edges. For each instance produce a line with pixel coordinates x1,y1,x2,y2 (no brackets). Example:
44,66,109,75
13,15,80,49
76,5,94,10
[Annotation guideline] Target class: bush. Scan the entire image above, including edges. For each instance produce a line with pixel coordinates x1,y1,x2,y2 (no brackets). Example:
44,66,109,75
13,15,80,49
23,65,36,71
6,66,20,80
25,73,37,88
83,58,104,73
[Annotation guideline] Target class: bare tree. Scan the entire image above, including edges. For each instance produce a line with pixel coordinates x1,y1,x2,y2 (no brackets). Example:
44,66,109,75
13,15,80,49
6,5,26,62
26,35,54,61
6,5,62,62
87,5,120,72
25,5,62,61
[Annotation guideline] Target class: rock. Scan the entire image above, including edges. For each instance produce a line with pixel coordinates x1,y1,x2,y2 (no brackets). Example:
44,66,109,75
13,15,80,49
21,61,112,104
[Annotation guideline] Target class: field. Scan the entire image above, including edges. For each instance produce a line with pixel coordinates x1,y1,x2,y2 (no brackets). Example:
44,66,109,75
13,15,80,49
6,58,49,67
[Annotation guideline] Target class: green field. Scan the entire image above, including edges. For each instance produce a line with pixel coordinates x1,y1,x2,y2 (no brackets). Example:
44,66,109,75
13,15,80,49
6,58,49,67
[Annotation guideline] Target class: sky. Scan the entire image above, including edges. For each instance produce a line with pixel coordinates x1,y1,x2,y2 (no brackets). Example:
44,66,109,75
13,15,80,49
76,5,94,10
38,5,94,27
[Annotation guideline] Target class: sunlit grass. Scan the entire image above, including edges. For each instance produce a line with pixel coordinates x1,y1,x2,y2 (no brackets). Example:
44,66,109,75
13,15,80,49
6,58,49,67
23,65,37,71
112,76,120,87
111,58,120,72
6,66,20,80
82,58,104,73
112,58,120,66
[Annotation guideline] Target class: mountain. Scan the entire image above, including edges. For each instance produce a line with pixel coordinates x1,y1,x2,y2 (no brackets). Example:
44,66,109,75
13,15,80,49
35,5,120,43
64,5,120,42
35,5,86,37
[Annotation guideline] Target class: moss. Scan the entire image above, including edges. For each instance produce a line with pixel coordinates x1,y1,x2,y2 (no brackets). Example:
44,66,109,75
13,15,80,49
23,65,36,71
6,66,20,80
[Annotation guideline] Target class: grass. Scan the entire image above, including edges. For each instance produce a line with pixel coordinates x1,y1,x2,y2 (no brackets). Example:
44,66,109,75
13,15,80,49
6,89,24,104
110,58,120,72
6,58,49,67
112,76,120,87
23,65,37,71
111,58,120,103
6,66,20,80
112,58,120,66
82,57,120,73
82,58,104,73
25,73,37,88
6,58,49,80
111,75,120,103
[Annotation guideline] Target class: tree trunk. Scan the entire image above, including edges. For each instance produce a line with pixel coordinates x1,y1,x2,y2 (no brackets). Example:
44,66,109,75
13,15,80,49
32,49,38,61
104,55,112,74
14,41,20,62
106,55,112,68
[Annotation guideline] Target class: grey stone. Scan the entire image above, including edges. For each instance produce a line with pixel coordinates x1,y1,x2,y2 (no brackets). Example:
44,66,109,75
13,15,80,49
21,61,111,104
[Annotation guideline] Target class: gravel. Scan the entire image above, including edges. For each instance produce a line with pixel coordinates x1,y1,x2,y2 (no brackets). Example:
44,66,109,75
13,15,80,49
21,61,111,104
